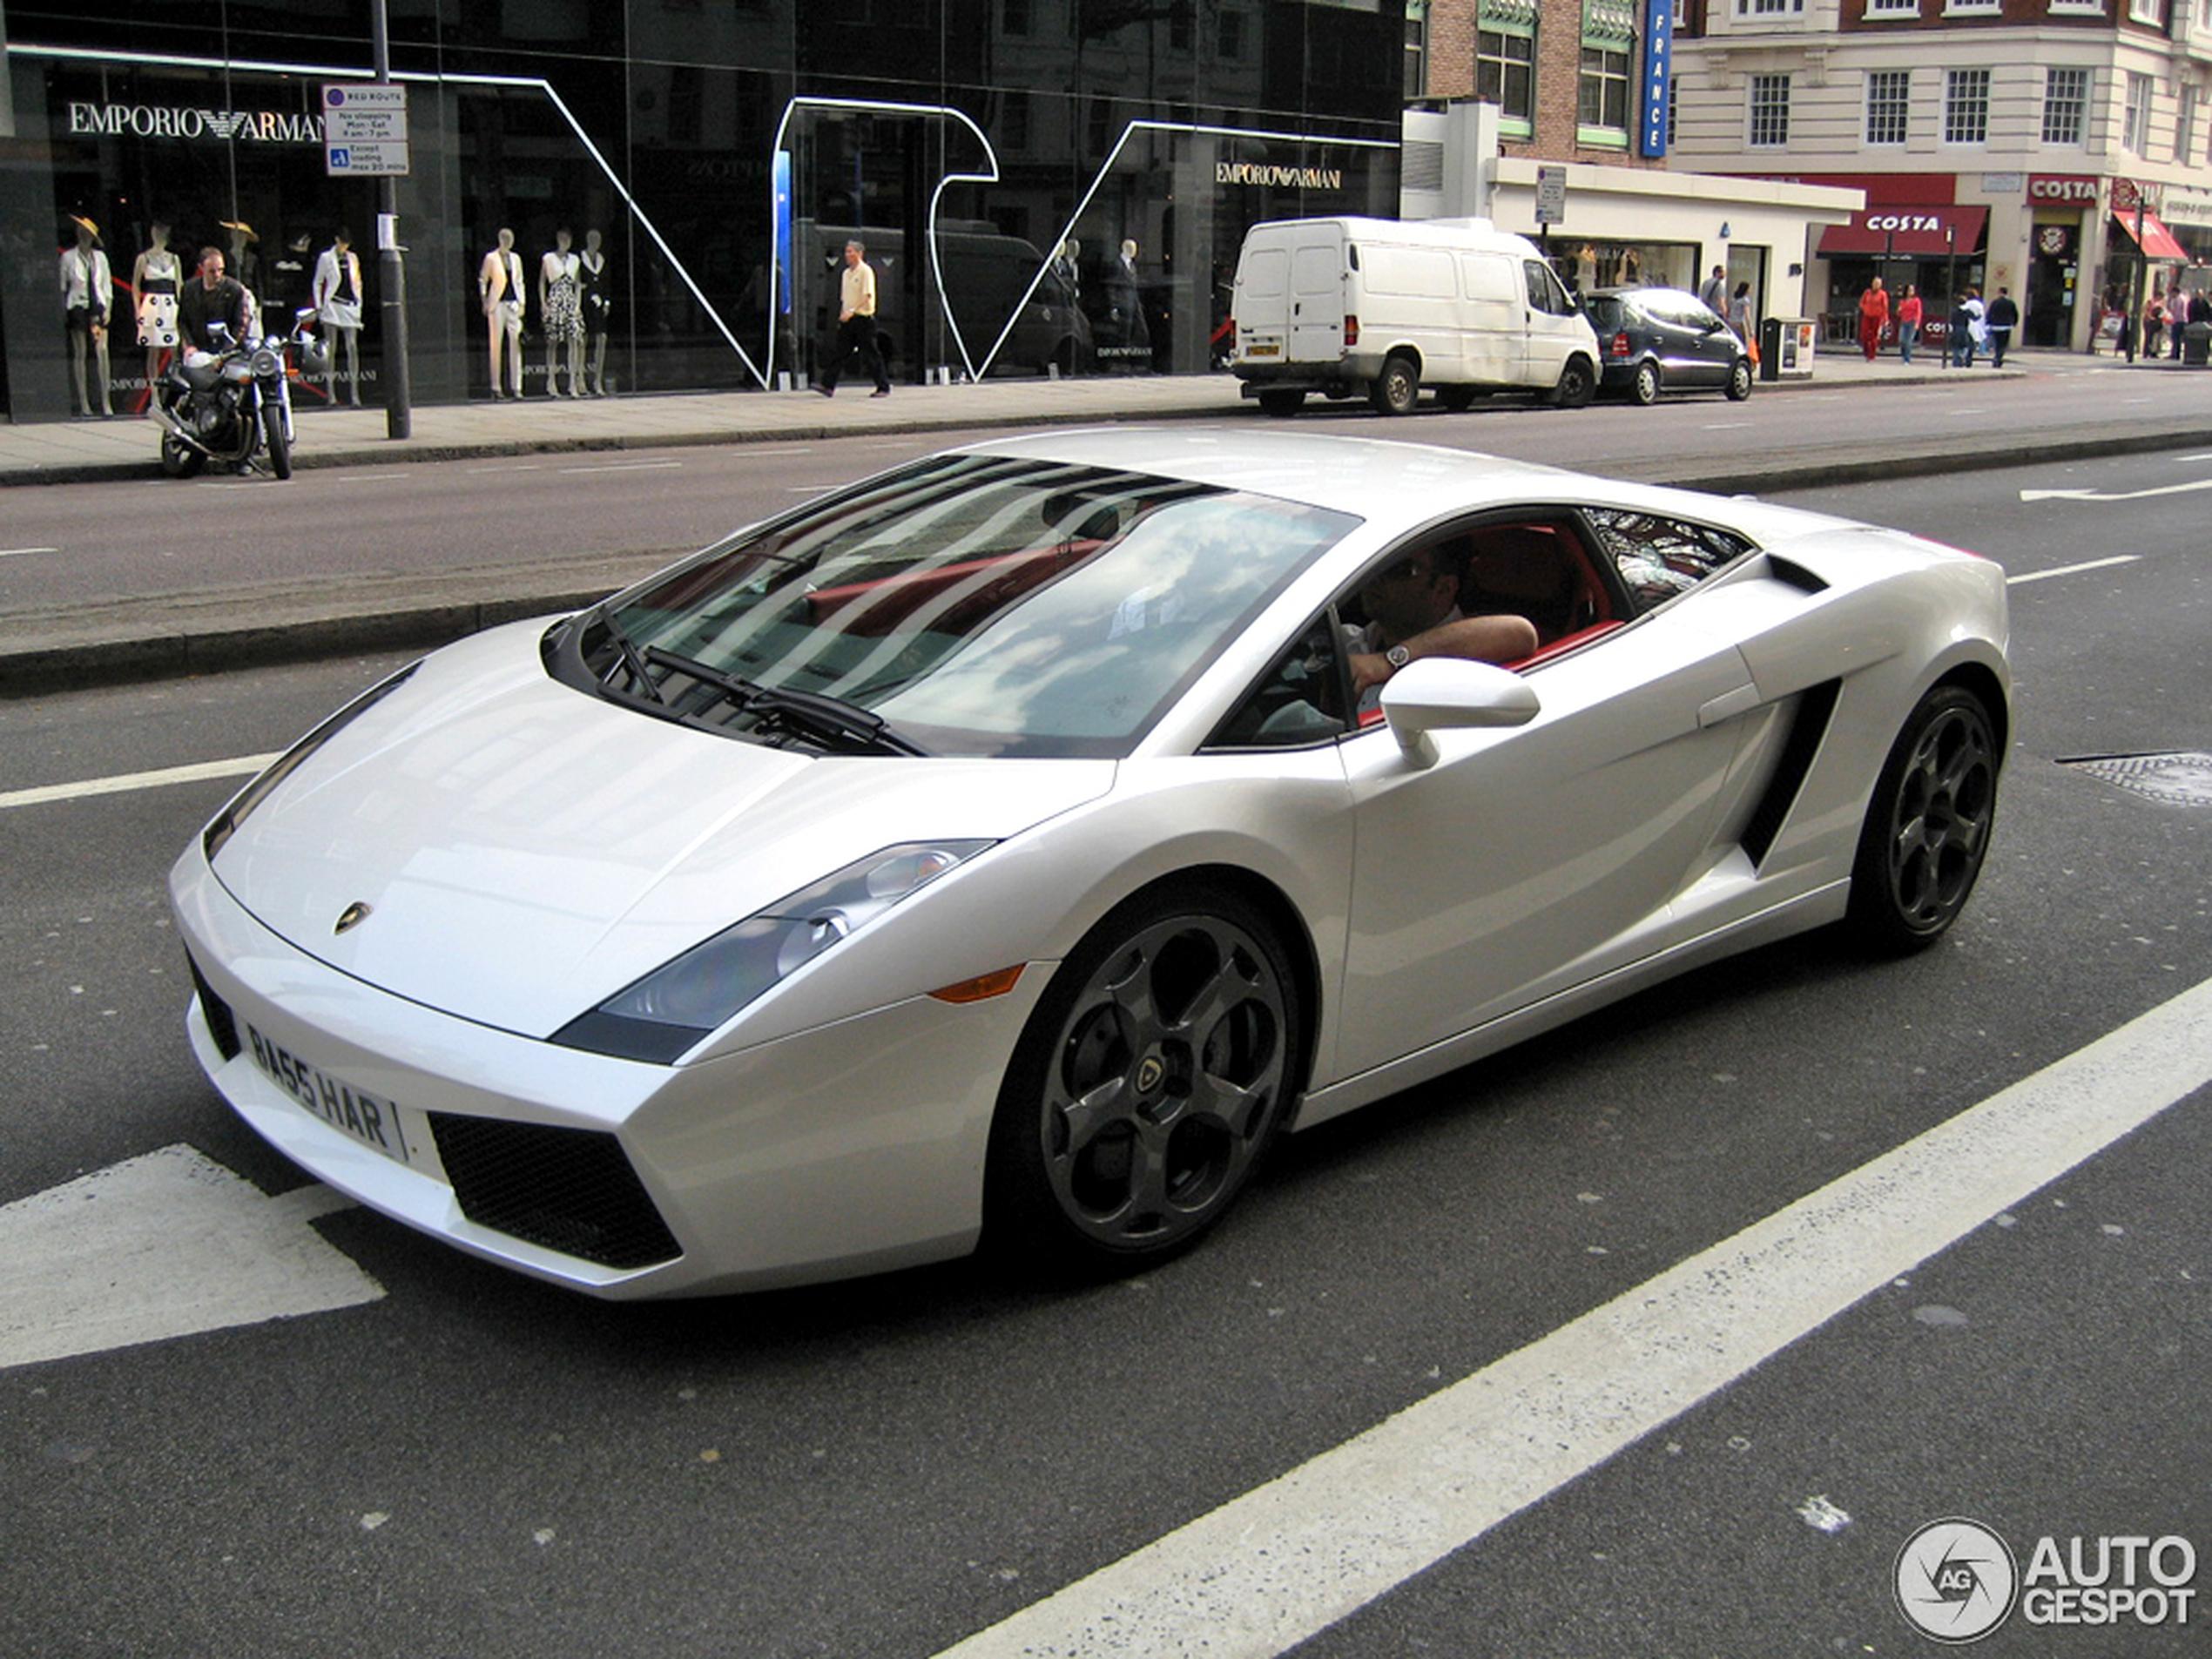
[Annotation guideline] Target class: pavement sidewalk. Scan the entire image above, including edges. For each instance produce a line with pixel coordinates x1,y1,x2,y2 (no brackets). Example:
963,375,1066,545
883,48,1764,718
2,346,2203,695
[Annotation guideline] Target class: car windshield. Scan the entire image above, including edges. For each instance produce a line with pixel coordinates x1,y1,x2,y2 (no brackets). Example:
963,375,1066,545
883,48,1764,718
577,453,1358,759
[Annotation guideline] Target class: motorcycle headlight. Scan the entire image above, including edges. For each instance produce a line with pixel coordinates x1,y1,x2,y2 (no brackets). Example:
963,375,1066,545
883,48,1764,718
552,840,995,1063
249,345,282,378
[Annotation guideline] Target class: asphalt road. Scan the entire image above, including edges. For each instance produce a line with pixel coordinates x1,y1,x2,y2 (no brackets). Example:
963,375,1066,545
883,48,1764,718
1,448,2206,1659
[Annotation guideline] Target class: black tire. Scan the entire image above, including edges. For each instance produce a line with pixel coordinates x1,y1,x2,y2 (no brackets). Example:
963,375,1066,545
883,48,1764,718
1438,385,1480,412
1844,685,2000,954
1629,361,1662,406
1726,358,1754,401
158,433,206,479
1257,388,1305,418
984,883,1303,1277
1369,354,1420,416
1552,355,1596,409
260,398,293,481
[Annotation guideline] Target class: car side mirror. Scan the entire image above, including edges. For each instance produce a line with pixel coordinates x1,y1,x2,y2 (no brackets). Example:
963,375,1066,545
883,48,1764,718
1379,658,1541,769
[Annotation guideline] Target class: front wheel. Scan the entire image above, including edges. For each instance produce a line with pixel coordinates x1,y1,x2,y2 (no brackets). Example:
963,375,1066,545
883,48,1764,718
1726,358,1754,401
158,432,206,479
1551,355,1596,410
260,397,293,480
1368,354,1420,416
1844,685,2000,953
984,884,1302,1277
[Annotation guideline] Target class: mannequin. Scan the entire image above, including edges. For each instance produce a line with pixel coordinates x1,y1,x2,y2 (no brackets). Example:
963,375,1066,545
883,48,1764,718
266,231,314,337
61,216,114,417
222,221,262,310
479,228,525,398
313,228,365,405
539,228,586,398
1107,237,1149,366
579,229,611,395
131,221,183,408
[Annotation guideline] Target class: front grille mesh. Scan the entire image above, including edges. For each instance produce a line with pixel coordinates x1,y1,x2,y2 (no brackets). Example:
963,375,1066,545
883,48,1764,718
185,952,243,1061
428,1114,682,1271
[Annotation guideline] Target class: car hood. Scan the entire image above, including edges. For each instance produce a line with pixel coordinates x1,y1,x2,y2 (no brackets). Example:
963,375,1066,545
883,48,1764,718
210,637,1113,1037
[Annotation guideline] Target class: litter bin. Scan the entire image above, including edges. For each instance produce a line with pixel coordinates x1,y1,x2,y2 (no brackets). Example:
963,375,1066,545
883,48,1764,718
2186,320,2211,367
1758,317,1816,381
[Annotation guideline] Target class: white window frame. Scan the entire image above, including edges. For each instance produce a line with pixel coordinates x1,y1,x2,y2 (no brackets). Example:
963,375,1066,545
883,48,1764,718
2128,0,2165,22
1944,66,1990,144
1866,69,1911,144
1941,0,2000,14
2042,66,2089,145
1864,0,1919,13
1737,0,1805,15
1749,71,1792,145
2123,71,2153,153
2179,84,2198,164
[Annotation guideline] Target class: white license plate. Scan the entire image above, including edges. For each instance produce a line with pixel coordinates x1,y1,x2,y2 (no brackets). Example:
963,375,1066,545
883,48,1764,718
247,1023,421,1167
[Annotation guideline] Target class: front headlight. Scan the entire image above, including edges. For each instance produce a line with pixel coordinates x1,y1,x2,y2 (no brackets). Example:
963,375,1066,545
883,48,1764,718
552,840,995,1063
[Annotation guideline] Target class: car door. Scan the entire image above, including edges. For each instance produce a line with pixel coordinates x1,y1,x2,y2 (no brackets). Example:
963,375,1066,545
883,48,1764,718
1331,601,1762,1080
1519,258,1582,386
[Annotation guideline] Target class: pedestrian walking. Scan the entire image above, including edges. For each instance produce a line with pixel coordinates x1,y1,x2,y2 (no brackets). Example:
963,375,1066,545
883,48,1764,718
1858,277,1890,363
1700,264,1727,313
2142,289,2166,359
815,239,891,399
1897,283,1923,364
1950,288,1985,368
1985,287,2017,368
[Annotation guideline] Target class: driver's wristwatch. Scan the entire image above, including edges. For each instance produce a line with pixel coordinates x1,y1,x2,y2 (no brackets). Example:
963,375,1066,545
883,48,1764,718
1385,644,1412,671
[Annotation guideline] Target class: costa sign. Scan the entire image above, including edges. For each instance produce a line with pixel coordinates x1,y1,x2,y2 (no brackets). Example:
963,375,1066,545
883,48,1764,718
2029,175,2100,203
1865,212,1946,233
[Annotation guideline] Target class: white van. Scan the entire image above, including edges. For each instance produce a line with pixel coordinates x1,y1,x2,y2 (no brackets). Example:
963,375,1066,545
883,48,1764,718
1231,216,1601,416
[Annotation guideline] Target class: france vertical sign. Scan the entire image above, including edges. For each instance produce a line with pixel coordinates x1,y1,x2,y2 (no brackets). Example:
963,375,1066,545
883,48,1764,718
1640,0,1674,158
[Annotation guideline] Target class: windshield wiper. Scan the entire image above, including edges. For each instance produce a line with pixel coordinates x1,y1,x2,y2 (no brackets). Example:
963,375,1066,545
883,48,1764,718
643,646,927,757
591,609,671,707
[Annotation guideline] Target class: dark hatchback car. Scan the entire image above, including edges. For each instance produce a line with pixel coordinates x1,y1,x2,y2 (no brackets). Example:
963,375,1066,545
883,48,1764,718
1584,287,1754,405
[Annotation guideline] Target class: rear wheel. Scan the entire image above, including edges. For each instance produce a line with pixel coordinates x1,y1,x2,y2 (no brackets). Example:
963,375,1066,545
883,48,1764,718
1726,358,1754,401
1257,388,1305,418
1844,685,1999,953
260,398,293,481
984,884,1302,1277
1368,354,1420,416
158,433,205,479
1629,361,1662,406
1552,355,1596,410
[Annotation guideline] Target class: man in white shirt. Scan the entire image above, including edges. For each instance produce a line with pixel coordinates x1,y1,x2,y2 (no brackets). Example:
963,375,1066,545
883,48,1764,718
815,239,890,397
1345,547,1539,711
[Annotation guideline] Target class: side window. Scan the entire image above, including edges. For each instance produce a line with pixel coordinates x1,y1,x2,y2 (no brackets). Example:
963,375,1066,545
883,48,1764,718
1523,260,1576,316
1208,612,1352,749
1586,509,1756,611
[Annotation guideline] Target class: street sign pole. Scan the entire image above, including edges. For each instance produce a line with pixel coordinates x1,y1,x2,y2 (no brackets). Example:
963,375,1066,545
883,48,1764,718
371,0,411,439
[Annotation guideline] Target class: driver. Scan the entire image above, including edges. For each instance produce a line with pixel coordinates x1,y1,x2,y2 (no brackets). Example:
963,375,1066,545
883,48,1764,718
1345,544,1538,706
178,246,252,358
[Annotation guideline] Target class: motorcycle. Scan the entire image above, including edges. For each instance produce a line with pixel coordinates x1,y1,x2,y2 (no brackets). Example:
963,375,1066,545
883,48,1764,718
153,307,325,481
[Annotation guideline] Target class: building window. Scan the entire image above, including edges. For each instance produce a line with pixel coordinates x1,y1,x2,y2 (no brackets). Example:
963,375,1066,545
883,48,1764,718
1737,0,1804,13
1865,0,1918,12
2180,84,2198,162
1749,73,1792,145
1580,45,1633,131
2042,66,2089,144
1668,73,1679,145
1478,8,1539,130
1866,70,1910,144
1944,67,1989,143
2123,71,2152,152
2129,0,2164,21
1405,1,1428,98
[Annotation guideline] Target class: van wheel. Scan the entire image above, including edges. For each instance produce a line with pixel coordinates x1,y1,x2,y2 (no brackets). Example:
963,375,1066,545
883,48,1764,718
1257,389,1305,418
1438,386,1481,412
1369,354,1420,416
1727,359,1755,401
1552,356,1596,410
1630,361,1662,406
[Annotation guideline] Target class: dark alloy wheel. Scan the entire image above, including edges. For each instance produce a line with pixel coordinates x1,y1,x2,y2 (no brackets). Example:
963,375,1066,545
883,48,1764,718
1726,358,1754,401
1846,685,2000,953
1552,355,1595,409
985,886,1302,1274
158,432,206,479
1369,354,1420,416
1630,361,1661,406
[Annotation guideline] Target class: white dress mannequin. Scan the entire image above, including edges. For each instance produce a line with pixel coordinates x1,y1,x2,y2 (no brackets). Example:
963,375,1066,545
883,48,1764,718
132,223,183,409
313,232,365,405
539,229,585,398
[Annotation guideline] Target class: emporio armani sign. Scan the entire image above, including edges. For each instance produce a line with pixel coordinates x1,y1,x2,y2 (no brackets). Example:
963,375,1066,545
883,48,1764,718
66,101,327,145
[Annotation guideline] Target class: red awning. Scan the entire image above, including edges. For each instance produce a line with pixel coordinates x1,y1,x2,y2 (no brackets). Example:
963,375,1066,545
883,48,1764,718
1817,205,1988,258
2112,208,2188,260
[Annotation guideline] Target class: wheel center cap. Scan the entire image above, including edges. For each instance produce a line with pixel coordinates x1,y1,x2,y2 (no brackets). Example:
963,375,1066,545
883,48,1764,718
1134,1054,1166,1095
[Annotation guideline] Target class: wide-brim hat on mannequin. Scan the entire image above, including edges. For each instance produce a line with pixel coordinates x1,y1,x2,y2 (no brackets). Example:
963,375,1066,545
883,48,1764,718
68,214,102,243
220,219,258,241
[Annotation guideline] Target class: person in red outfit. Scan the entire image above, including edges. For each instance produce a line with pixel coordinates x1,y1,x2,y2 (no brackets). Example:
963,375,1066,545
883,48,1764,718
1858,277,1891,362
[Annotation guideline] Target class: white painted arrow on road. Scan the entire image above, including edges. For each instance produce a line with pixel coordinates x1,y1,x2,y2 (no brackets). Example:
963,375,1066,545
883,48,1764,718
0,1145,382,1371
2020,477,2212,502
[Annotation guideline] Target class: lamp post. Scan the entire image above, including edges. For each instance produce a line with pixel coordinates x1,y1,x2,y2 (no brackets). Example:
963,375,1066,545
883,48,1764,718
372,0,411,439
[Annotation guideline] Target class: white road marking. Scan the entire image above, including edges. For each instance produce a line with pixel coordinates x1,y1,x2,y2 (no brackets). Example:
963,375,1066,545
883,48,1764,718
0,752,280,812
933,977,2212,1659
0,547,60,557
556,460,685,475
2007,555,2141,585
2021,477,2212,503
0,1144,381,1371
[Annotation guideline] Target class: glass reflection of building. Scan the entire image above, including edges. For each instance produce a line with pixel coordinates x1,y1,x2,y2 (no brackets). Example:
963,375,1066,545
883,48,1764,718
1,0,1405,419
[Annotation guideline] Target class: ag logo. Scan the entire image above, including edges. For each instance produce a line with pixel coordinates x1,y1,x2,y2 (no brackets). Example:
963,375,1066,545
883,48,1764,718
1896,1517,2020,1642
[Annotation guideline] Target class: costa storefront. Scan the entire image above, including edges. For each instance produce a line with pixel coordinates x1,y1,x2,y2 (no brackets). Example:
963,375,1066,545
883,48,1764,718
1813,181,1987,344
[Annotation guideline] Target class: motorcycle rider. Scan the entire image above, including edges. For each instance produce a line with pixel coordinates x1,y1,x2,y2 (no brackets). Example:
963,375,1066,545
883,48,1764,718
179,246,251,355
